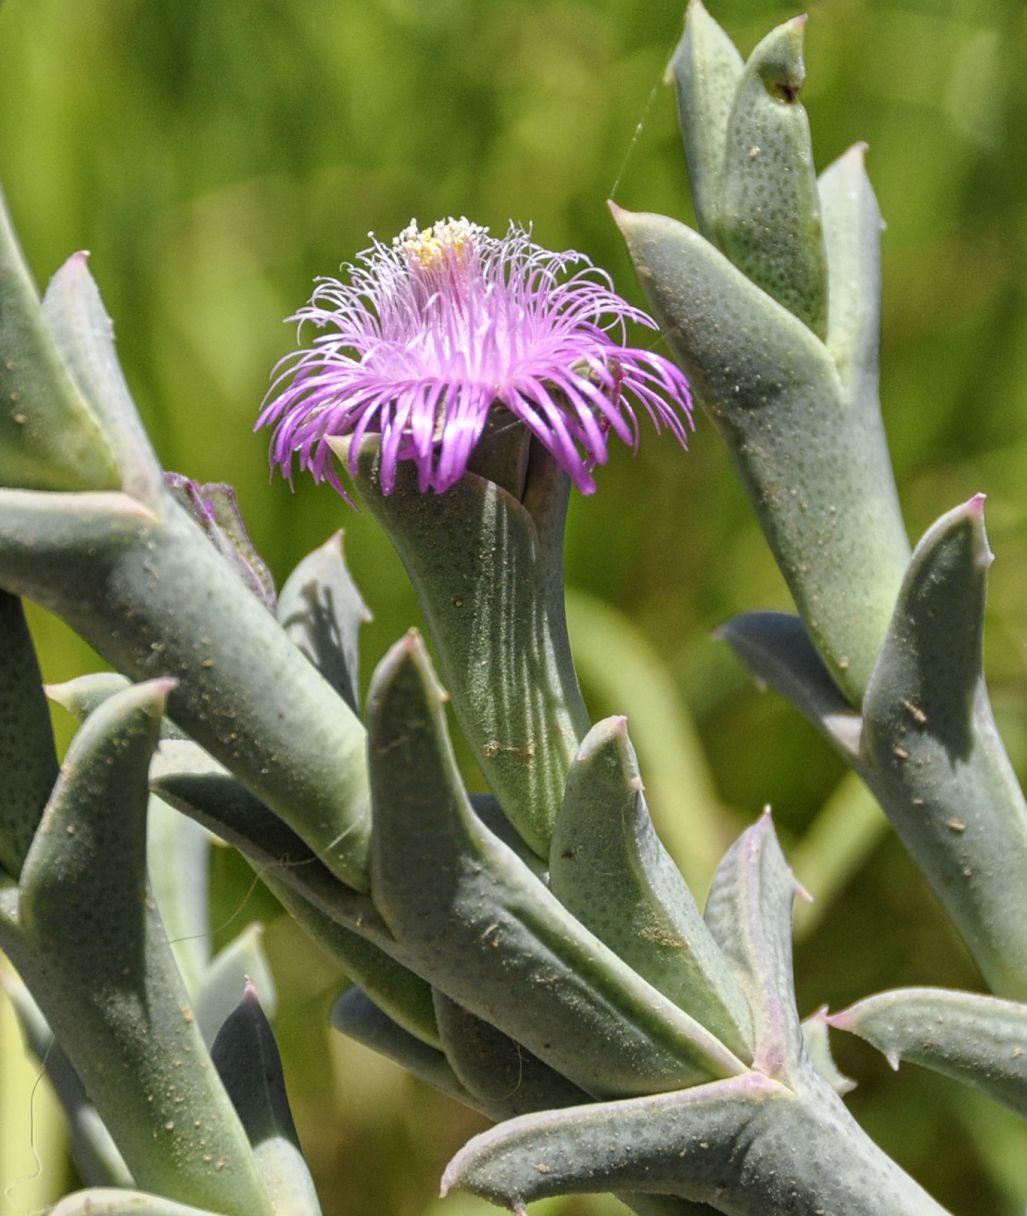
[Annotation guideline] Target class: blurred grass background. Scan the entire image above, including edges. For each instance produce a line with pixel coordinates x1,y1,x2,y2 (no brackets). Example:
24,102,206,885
1,0,1026,1213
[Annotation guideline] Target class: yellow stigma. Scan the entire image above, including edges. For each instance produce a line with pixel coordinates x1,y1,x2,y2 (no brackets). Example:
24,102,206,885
395,217,484,271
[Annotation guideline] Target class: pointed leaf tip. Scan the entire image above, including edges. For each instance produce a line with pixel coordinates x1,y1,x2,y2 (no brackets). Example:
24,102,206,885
705,812,804,1079
752,16,807,100
859,496,1027,997
149,675,179,703
829,987,1027,1115
964,493,993,567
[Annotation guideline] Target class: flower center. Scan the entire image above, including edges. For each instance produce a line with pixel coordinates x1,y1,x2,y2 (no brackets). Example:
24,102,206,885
394,217,485,275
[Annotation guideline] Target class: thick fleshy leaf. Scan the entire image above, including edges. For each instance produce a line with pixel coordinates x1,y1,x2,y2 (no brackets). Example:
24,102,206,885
331,986,472,1108
830,988,1027,1118
550,716,751,1058
50,1191,221,1216
818,143,885,401
345,989,721,1216
432,990,589,1120
665,0,743,239
440,1076,777,1212
277,531,371,715
719,19,831,333
368,632,746,1099
614,205,910,703
48,671,189,740
703,813,804,1080
0,486,372,890
165,475,277,609
354,444,588,858
441,1071,950,1216
719,18,828,336
211,984,322,1216
0,591,58,877
0,969,132,1188
0,190,120,492
13,681,271,1216
41,250,163,503
861,497,1027,1000
800,1007,855,1097
715,612,861,759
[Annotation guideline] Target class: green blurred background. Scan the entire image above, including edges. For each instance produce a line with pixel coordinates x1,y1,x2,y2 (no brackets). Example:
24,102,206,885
1,0,1026,1212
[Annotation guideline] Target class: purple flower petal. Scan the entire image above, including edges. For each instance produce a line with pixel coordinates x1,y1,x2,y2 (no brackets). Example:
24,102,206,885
258,218,693,501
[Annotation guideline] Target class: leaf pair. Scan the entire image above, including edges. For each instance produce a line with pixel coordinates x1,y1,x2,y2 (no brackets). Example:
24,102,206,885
722,498,1027,1000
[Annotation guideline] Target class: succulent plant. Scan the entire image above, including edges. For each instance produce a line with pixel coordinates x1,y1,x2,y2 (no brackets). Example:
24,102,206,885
0,4,1024,1216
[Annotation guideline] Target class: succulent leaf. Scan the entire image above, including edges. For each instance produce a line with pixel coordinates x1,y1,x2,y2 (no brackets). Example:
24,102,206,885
440,1073,784,1212
718,18,829,335
47,671,190,744
355,444,588,858
550,716,752,1057
703,813,804,1080
862,497,1027,999
613,205,910,702
41,250,164,503
0,188,120,492
277,531,371,715
829,987,1027,1117
13,680,271,1216
339,987,718,1216
665,0,744,239
800,1006,855,1097
441,1068,952,1216
211,984,322,1216
50,1190,222,1216
164,474,277,608
0,486,372,890
0,591,58,877
367,631,746,1098
818,143,885,401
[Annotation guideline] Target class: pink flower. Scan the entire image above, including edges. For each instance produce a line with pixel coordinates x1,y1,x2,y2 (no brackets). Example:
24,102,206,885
258,218,692,501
